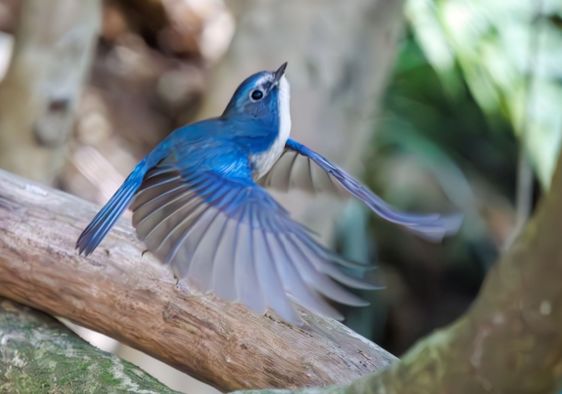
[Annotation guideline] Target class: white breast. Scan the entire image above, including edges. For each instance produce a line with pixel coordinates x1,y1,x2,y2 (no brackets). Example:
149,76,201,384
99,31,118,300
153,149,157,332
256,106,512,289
251,76,291,179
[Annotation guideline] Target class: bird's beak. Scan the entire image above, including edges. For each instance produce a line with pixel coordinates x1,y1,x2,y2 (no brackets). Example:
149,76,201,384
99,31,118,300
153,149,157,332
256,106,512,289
273,62,288,84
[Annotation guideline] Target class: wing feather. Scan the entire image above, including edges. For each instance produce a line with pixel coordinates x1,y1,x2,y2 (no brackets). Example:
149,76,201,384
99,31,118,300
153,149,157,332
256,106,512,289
131,156,377,323
258,138,462,241
269,232,344,320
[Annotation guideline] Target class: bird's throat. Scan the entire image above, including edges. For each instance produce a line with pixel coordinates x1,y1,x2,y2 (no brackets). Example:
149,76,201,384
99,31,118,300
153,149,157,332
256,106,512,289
251,76,291,180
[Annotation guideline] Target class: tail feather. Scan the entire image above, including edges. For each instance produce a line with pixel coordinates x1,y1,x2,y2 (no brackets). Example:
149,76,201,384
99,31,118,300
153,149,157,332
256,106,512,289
76,164,147,255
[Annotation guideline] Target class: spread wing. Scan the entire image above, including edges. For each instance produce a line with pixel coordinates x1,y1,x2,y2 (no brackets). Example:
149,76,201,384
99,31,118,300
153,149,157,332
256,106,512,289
259,138,462,241
130,145,377,324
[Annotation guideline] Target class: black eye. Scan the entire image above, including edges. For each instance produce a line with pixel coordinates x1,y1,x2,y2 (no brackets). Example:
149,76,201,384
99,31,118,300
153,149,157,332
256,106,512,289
250,89,264,101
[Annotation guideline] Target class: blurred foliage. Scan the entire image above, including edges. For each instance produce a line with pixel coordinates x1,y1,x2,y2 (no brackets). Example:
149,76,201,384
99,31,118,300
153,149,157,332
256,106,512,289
405,0,562,187
343,28,512,348
342,0,562,354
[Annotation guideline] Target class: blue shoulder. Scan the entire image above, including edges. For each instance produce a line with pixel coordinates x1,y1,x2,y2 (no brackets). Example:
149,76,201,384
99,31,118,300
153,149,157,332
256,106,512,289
144,118,228,163
286,138,310,154
156,125,252,179
158,118,225,148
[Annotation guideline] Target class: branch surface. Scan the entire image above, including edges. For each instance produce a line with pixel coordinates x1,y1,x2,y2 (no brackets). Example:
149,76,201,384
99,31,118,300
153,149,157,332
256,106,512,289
0,169,396,392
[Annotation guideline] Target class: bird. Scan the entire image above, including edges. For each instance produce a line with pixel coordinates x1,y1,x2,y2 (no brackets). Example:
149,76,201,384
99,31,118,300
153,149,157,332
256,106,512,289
76,62,461,324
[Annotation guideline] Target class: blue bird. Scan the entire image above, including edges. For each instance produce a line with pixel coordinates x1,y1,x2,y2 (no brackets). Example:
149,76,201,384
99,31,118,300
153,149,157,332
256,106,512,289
77,63,461,324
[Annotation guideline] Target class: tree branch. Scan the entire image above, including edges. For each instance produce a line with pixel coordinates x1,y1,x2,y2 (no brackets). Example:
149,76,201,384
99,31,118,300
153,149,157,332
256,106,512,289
0,298,180,393
0,169,396,392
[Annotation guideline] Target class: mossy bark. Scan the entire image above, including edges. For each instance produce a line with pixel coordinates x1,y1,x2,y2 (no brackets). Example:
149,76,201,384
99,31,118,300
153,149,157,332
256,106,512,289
0,298,179,393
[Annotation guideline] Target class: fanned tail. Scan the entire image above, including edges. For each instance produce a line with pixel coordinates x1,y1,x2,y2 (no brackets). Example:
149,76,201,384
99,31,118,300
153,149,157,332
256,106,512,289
76,163,147,255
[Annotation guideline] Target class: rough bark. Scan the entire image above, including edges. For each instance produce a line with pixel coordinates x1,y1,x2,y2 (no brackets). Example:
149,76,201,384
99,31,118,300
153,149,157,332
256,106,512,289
0,169,396,392
0,298,180,393
0,0,100,184
235,157,562,394
198,0,404,241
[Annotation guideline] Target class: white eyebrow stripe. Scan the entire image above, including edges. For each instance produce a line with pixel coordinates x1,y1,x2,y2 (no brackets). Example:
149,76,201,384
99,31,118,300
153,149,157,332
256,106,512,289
255,73,273,88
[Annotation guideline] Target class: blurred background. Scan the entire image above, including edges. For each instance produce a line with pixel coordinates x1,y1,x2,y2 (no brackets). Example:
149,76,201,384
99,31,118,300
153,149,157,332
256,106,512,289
0,0,560,393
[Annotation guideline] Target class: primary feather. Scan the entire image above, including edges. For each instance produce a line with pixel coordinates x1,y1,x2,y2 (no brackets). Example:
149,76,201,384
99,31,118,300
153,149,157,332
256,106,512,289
260,139,462,241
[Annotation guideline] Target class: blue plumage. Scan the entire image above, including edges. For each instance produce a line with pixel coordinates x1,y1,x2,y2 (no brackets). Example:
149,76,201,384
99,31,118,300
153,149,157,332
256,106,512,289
76,162,148,256
77,63,461,324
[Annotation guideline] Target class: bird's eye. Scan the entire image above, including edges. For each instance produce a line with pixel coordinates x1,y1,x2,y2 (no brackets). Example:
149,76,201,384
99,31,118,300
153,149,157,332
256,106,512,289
250,89,264,101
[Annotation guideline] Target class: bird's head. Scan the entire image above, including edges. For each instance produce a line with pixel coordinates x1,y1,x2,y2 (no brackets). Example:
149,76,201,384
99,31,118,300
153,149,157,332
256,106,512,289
222,62,290,124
